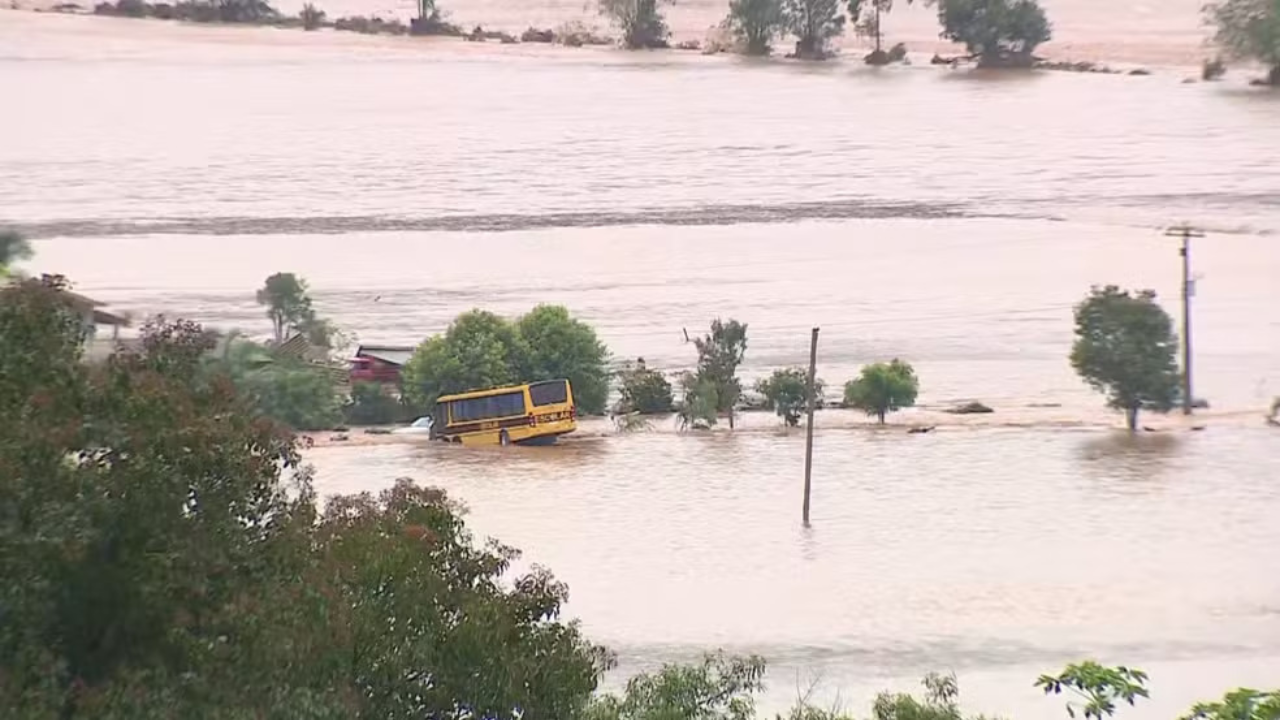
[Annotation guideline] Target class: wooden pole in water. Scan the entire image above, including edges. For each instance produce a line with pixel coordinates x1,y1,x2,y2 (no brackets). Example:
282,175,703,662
1165,223,1204,415
802,327,819,527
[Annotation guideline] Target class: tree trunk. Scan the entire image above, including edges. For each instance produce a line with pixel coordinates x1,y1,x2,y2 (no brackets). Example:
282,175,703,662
1125,406,1139,432
877,410,886,424
1269,64,1280,86
728,408,735,429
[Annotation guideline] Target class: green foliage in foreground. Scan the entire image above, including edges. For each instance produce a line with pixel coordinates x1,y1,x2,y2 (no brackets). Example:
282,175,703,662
402,305,610,414
0,276,610,718
1204,0,1280,84
1036,662,1150,720
843,359,919,423
2,279,1277,720
1069,285,1180,431
756,367,824,426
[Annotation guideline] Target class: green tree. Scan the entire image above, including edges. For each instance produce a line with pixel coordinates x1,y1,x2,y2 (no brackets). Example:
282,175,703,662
1036,662,1150,720
843,359,919,423
300,1,325,29
755,367,824,427
0,229,32,278
599,0,672,48
1182,688,1280,720
872,672,964,720
314,479,613,719
208,334,342,431
585,652,766,720
516,304,610,415
784,0,846,58
691,318,749,428
256,272,314,344
617,357,674,414
927,0,1051,67
677,372,721,430
402,309,521,409
1,277,614,717
1205,0,1280,85
1069,286,1181,432
728,0,787,54
849,0,903,59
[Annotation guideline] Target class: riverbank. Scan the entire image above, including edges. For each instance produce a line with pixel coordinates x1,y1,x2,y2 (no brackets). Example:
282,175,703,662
2,2,1225,77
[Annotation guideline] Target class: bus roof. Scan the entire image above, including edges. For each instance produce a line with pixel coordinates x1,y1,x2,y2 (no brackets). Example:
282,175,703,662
436,379,568,404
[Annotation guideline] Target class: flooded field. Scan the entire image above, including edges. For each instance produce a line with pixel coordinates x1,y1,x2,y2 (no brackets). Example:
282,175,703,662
3,10,1279,718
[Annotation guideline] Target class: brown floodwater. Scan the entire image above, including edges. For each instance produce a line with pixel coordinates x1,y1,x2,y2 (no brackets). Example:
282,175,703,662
3,11,1279,718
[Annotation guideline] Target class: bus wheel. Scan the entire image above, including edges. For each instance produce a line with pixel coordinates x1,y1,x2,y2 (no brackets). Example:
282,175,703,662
499,430,511,447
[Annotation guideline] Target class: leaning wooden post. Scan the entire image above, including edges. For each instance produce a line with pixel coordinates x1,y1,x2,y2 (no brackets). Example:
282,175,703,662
802,327,819,527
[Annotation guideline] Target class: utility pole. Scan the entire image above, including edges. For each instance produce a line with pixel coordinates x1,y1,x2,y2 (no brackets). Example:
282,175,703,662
802,327,819,527
1164,223,1204,415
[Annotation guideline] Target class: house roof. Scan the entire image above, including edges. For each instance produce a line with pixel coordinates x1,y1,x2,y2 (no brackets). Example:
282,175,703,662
355,344,415,367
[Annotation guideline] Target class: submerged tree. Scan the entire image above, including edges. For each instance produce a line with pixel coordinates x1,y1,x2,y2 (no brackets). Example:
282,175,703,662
728,0,788,55
691,318,749,428
1069,286,1180,432
599,0,673,48
849,0,904,61
617,357,674,414
0,229,32,278
402,306,610,414
755,367,824,427
0,277,613,716
783,0,846,58
927,0,1051,67
843,359,919,423
1204,0,1280,85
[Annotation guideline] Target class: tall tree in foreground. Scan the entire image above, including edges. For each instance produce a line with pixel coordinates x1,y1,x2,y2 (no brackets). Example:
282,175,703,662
1070,286,1180,432
0,229,32,278
1205,0,1280,86
599,0,673,48
692,318,749,428
728,0,787,54
928,0,1051,67
0,277,612,717
783,0,846,58
843,359,919,423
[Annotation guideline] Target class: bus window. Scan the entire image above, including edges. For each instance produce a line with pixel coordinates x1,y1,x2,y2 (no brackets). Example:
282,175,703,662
528,380,568,407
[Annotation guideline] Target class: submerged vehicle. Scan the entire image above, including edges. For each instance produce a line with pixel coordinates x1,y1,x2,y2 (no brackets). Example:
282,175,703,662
431,379,577,446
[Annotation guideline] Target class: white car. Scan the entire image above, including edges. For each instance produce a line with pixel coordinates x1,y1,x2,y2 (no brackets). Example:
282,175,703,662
392,416,434,435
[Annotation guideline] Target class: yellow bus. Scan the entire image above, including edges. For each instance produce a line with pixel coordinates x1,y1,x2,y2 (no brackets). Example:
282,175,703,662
430,379,577,446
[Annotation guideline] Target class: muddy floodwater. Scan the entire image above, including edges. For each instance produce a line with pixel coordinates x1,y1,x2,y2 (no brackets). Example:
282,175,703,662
3,9,1279,719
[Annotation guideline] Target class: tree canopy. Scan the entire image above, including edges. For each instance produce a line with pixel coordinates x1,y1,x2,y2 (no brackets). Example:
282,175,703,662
402,306,610,414
599,0,672,48
929,0,1051,66
843,359,919,423
617,357,674,414
0,230,32,278
728,0,787,55
783,0,846,58
1069,285,1180,431
755,367,824,426
0,276,611,718
1205,0,1280,85
689,318,749,428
